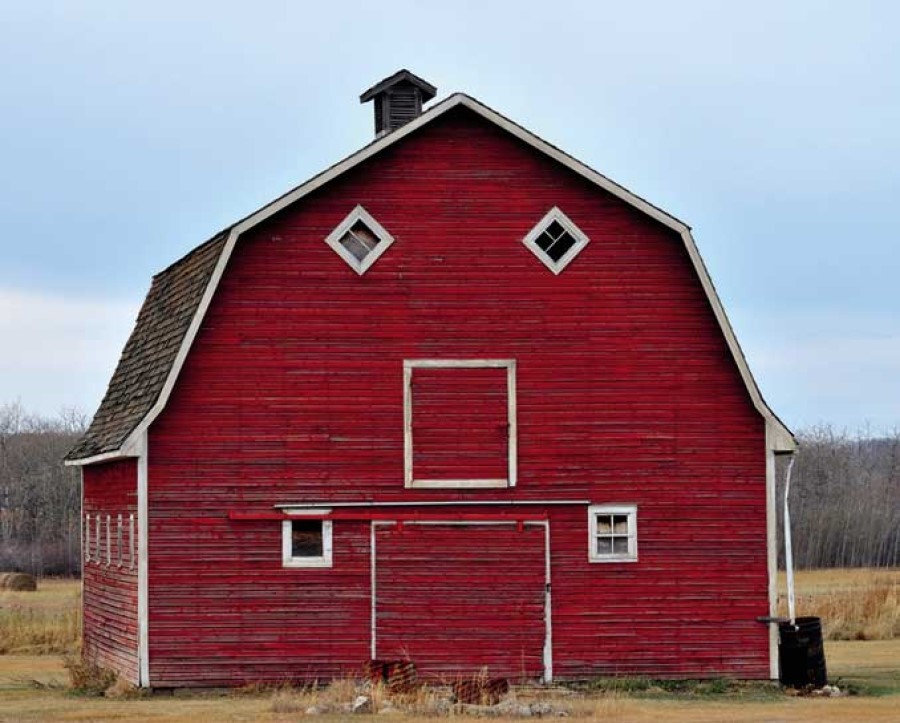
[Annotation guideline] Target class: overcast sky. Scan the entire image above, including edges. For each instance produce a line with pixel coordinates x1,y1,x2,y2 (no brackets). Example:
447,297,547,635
1,1,898,434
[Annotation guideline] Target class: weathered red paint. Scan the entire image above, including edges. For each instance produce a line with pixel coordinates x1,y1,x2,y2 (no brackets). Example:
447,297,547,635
375,523,546,681
86,106,769,687
82,458,139,684
411,366,509,480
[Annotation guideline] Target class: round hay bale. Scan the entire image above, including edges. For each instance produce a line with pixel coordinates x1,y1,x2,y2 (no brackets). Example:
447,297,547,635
0,572,37,591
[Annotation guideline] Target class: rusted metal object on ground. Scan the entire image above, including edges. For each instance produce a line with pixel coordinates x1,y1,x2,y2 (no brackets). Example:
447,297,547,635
364,659,419,693
452,676,509,705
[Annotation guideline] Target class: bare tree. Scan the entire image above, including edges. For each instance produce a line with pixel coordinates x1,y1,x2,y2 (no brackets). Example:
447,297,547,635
0,402,85,576
778,425,900,569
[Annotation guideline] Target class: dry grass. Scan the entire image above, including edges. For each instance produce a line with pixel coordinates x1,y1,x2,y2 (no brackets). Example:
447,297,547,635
0,573,37,591
62,654,117,695
0,573,897,721
0,641,897,721
778,568,900,640
0,578,80,654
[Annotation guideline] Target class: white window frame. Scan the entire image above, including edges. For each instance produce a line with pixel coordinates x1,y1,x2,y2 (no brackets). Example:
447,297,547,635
324,204,395,275
522,206,590,275
588,504,638,563
282,509,333,568
106,514,112,567
403,359,517,489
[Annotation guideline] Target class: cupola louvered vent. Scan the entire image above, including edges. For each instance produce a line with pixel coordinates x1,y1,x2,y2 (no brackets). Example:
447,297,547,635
360,69,437,137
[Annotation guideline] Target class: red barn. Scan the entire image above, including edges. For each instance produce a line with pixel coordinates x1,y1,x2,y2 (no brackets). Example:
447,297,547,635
66,70,796,689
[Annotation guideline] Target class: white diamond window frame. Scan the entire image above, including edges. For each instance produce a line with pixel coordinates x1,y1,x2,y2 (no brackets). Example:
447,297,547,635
522,207,590,275
325,205,395,275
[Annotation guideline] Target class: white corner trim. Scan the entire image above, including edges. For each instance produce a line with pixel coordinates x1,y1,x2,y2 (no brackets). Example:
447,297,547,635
765,427,779,680
522,206,590,274
78,468,84,651
403,359,517,488
87,90,792,465
136,430,149,687
324,204,395,275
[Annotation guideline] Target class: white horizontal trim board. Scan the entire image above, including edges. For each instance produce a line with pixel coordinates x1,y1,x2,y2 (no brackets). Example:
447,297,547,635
405,478,509,489
370,519,553,682
403,359,517,488
274,499,590,508
66,90,794,469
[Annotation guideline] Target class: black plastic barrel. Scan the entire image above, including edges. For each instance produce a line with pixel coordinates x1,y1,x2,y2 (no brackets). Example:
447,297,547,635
778,616,827,688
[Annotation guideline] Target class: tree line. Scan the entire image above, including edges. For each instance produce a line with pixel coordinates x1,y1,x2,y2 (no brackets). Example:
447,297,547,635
0,402,85,576
777,425,900,569
0,402,897,575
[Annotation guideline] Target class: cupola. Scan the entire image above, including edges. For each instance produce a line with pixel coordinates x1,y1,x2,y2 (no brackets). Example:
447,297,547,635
360,69,437,137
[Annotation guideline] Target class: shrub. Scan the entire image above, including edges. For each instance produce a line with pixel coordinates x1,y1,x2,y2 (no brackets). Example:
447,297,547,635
63,655,117,695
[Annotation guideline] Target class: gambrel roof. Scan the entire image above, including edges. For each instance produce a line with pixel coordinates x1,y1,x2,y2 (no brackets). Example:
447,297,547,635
66,93,796,463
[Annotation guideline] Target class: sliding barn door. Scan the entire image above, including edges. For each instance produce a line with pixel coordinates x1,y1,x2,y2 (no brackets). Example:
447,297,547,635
374,523,546,681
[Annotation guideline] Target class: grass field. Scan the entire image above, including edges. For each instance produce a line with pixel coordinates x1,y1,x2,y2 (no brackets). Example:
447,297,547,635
0,570,898,721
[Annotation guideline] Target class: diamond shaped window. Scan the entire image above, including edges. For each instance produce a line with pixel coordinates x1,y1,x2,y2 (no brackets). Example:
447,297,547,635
325,205,395,275
522,207,590,274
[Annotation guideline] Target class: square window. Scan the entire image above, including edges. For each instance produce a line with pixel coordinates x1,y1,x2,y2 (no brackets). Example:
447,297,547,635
588,505,638,562
403,360,517,488
282,512,333,568
324,205,395,275
522,207,590,274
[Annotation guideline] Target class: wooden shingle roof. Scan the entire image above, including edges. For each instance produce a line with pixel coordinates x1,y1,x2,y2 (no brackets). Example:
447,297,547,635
66,233,228,461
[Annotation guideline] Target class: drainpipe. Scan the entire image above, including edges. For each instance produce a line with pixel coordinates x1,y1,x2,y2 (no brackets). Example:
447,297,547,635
783,455,797,624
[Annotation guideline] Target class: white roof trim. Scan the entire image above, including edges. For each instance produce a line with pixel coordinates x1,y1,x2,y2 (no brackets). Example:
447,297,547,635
77,91,792,462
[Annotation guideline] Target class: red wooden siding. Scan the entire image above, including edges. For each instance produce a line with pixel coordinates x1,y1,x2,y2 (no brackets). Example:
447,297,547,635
148,513,370,686
411,366,509,481
145,106,769,686
374,523,545,681
82,458,139,683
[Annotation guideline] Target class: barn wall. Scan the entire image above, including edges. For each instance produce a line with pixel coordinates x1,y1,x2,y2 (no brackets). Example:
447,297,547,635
82,458,139,683
147,106,768,685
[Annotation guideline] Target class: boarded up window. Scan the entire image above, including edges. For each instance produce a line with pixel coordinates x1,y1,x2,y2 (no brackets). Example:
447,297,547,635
405,361,515,487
